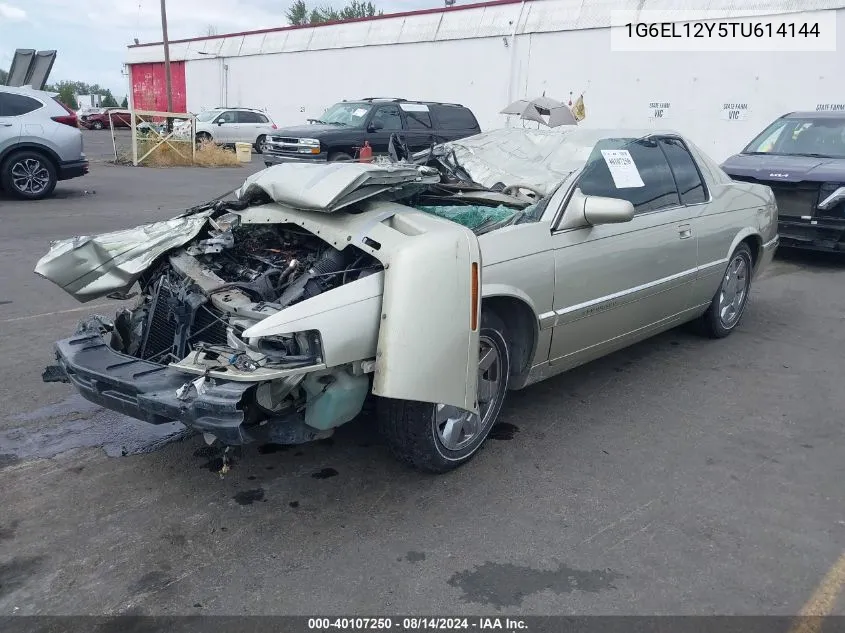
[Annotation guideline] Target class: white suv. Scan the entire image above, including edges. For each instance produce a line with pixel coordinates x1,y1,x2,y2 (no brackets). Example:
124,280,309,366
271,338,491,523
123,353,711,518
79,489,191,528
193,108,277,152
0,85,88,200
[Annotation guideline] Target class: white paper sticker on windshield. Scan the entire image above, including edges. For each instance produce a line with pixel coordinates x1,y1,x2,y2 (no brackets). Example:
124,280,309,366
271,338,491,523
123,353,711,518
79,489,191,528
352,108,368,117
399,103,429,112
600,149,644,188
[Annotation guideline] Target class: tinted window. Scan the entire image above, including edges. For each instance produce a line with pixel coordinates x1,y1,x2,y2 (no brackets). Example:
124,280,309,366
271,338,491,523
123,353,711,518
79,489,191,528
403,105,433,130
371,105,402,131
237,111,268,124
432,105,477,130
578,138,680,214
659,138,707,204
0,93,42,116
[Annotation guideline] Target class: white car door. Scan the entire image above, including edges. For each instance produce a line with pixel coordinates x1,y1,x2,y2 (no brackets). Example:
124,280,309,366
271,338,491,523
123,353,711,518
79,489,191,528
213,110,238,142
0,92,24,156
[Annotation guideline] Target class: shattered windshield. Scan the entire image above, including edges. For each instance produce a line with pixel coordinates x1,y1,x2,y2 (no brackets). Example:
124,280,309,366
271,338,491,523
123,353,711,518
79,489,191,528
742,117,845,158
315,102,372,127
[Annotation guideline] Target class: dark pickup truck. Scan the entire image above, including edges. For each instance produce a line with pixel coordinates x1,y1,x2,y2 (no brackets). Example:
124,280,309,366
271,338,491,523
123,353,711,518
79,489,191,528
721,111,845,252
262,98,481,165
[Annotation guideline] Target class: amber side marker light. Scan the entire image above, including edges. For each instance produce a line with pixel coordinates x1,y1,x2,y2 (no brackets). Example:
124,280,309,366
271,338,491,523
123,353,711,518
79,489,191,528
470,262,479,331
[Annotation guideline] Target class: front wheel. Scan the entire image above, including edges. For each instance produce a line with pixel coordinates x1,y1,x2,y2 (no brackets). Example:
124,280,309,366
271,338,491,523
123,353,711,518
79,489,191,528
1,151,57,200
328,151,353,162
701,243,753,338
92,120,104,130
377,312,511,473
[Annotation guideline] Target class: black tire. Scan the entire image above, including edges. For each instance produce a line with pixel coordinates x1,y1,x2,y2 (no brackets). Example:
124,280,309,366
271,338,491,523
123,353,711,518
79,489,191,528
377,311,511,473
328,151,354,162
700,243,753,339
195,132,212,145
92,120,104,130
1,150,57,200
254,135,267,154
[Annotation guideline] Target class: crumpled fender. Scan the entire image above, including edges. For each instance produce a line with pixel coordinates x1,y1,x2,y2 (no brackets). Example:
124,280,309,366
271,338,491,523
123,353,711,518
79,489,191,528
366,212,482,414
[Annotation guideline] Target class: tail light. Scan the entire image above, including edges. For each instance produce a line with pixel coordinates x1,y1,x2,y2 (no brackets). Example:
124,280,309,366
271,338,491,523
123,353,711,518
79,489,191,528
271,123,277,129
51,98,79,128
52,115,79,128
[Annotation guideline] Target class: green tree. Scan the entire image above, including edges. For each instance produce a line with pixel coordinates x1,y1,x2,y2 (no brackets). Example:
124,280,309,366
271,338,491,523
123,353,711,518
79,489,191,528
0,68,8,85
287,0,381,25
101,89,119,108
121,96,129,108
55,82,78,110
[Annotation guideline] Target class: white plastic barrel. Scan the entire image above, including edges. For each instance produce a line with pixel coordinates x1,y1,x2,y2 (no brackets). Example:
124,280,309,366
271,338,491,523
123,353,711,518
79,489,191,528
235,142,252,163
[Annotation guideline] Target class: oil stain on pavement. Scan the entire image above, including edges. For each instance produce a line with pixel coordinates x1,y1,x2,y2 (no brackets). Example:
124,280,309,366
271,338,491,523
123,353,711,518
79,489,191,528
233,489,265,505
447,561,625,608
4,394,193,461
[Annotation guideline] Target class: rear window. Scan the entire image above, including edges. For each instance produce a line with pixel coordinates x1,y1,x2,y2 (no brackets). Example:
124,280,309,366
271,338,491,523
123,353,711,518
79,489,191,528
0,93,43,116
431,105,477,130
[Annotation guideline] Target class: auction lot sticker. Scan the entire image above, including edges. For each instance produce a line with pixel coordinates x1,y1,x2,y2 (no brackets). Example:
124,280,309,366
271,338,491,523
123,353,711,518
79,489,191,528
721,103,750,120
601,149,645,188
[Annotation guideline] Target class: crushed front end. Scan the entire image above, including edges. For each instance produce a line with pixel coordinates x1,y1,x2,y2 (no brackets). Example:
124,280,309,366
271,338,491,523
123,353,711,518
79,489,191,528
43,209,384,446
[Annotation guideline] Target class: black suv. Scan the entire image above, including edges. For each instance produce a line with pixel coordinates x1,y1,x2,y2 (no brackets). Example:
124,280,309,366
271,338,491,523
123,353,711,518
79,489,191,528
262,98,481,165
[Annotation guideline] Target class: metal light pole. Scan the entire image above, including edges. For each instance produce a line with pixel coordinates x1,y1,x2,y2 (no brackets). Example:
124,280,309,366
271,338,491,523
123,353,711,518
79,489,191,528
160,0,173,130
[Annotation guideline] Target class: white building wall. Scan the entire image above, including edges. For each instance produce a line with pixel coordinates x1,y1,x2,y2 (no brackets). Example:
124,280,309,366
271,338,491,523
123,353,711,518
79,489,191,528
129,0,845,162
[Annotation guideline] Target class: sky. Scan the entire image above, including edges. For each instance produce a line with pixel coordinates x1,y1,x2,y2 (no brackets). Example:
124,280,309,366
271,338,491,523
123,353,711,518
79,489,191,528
0,0,442,97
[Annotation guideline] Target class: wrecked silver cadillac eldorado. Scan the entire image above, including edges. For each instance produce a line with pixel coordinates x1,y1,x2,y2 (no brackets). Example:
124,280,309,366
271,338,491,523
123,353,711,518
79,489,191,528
37,128,778,472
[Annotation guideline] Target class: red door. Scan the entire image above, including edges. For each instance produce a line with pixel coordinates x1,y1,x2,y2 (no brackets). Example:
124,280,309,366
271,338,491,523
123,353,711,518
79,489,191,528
130,62,186,113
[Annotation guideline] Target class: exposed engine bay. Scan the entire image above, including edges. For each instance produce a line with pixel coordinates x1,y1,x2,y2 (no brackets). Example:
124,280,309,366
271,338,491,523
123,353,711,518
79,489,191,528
110,215,383,373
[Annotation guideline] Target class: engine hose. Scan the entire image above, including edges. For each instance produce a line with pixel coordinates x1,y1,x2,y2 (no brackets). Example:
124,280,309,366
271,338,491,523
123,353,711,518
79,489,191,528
276,247,352,308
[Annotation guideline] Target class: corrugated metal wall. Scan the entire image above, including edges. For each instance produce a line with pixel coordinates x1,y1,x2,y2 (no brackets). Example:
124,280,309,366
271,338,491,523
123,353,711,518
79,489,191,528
127,0,845,161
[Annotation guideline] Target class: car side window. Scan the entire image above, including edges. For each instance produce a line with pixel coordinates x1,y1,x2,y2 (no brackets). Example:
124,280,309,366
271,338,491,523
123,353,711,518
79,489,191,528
371,105,402,131
257,113,269,124
577,138,681,214
216,111,236,124
432,105,478,130
0,93,42,117
658,138,707,204
404,108,433,130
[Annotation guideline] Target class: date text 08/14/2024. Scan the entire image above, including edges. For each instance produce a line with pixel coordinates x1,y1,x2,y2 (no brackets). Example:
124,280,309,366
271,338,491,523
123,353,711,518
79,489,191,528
623,21,822,38
307,618,528,630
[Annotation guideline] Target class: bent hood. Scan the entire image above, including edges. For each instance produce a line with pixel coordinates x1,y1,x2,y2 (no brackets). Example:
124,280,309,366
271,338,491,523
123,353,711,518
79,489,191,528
721,153,845,183
236,162,440,212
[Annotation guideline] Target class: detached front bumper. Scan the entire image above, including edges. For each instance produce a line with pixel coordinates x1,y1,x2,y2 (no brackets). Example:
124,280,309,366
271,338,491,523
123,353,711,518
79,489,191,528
778,218,845,252
52,333,256,445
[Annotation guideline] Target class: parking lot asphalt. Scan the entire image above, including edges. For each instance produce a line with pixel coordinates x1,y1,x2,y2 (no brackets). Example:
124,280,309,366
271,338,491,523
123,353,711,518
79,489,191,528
1,130,844,616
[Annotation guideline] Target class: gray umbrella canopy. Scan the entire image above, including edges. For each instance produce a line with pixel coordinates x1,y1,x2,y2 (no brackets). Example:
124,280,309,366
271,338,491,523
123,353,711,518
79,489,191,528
501,96,577,127
548,105,577,127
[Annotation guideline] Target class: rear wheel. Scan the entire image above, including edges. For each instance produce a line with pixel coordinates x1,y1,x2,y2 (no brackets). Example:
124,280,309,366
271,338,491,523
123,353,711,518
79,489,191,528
92,120,104,130
1,150,57,200
701,243,753,338
254,135,268,153
328,151,353,162
377,312,511,473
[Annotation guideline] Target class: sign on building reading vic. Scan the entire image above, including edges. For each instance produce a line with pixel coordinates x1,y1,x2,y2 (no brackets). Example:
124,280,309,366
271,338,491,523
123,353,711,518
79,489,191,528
721,103,750,120
648,102,671,119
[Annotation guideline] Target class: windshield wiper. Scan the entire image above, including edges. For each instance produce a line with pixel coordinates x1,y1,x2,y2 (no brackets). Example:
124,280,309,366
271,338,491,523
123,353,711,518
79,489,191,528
307,118,328,124
791,152,838,159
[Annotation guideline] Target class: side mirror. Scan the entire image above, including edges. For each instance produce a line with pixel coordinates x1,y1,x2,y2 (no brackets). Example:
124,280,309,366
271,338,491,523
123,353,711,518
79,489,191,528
368,121,384,132
216,119,225,125
583,195,635,225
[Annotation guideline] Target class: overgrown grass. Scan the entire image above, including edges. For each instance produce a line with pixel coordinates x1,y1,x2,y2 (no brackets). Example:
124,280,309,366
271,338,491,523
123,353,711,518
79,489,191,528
119,137,242,168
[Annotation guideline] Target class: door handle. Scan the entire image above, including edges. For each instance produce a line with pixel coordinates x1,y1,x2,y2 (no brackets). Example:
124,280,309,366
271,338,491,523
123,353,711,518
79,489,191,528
678,224,692,239
0,123,13,127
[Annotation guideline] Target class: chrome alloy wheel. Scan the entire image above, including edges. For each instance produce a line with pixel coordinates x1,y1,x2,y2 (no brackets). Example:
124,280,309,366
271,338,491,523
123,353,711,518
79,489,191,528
718,252,750,328
11,158,51,196
432,334,503,452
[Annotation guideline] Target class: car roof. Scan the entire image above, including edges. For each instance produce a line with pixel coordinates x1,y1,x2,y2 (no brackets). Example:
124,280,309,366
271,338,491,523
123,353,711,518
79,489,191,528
0,84,58,99
782,111,845,119
344,98,469,108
